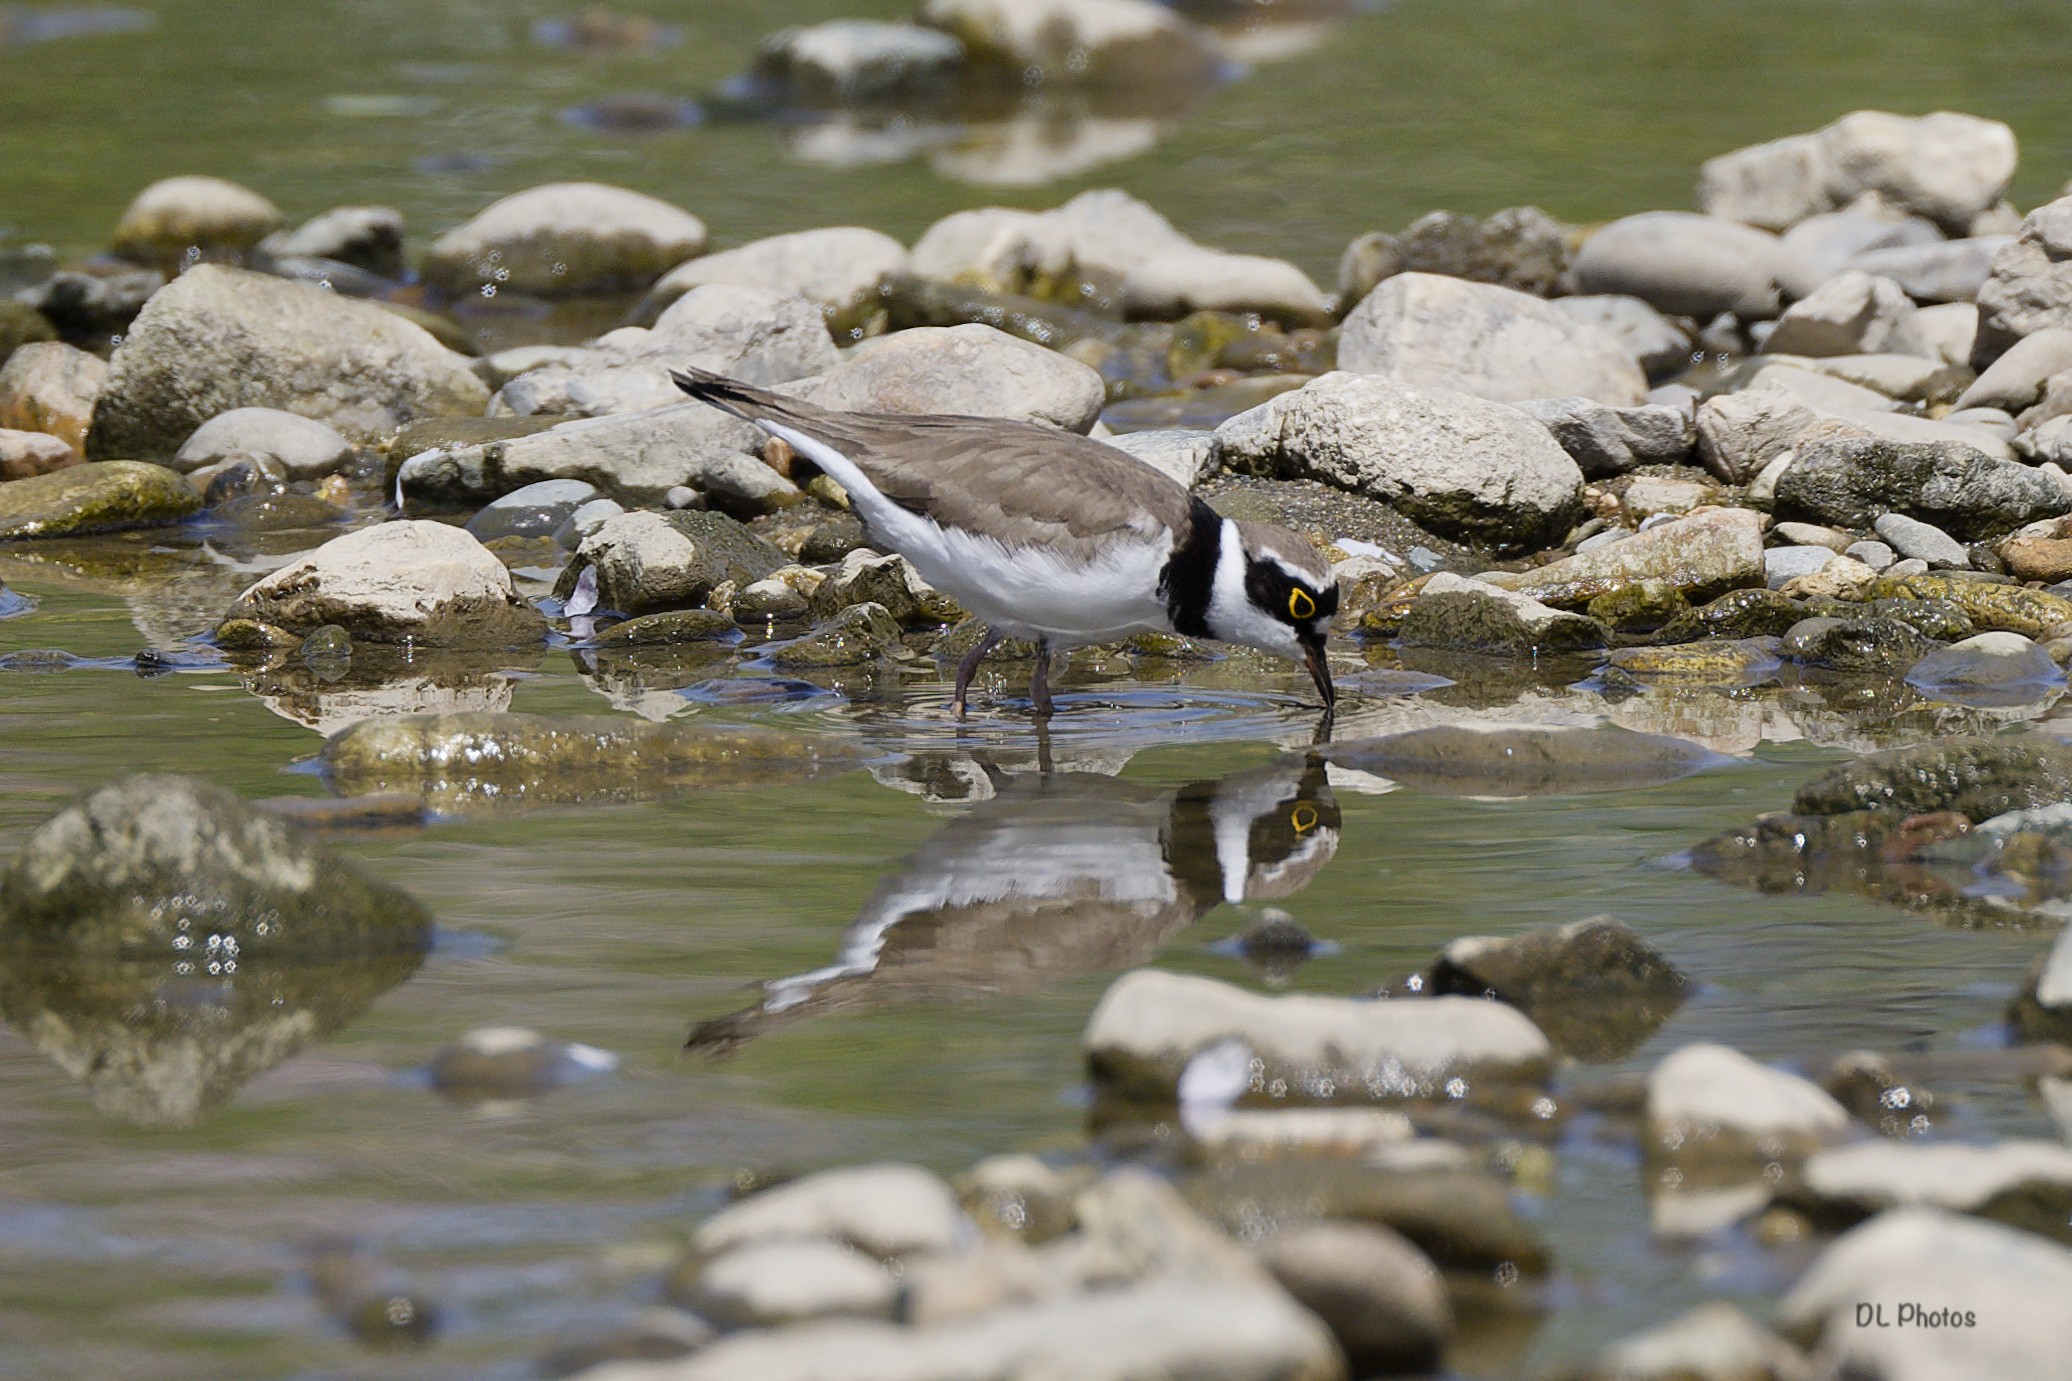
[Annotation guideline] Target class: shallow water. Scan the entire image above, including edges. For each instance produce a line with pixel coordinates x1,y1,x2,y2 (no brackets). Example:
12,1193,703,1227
0,529,2066,1378
9,0,2072,1375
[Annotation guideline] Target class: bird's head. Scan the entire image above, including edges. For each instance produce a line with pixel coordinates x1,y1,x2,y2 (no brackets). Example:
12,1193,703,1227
1205,521,1339,709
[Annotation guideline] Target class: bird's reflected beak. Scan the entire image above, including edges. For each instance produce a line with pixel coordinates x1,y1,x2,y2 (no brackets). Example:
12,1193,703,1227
1301,636,1335,710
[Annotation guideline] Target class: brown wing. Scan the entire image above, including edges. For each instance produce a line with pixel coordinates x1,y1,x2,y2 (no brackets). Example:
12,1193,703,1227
809,412,1200,557
668,366,1198,559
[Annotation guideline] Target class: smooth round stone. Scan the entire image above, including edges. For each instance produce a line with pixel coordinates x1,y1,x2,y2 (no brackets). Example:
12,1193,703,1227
1845,539,1897,571
174,407,355,479
1765,544,1836,588
1875,512,1971,569
427,1025,618,1101
465,479,601,542
1907,632,2064,692
1575,526,1635,555
552,497,626,549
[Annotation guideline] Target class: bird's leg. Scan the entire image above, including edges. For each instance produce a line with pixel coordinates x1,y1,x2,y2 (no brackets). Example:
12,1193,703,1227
1029,639,1056,718
951,627,1004,720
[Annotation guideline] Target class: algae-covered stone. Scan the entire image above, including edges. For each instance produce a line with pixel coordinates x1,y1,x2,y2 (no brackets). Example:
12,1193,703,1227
323,712,867,812
1586,577,1690,632
86,266,487,459
223,520,546,647
0,298,58,366
1869,571,2072,636
1780,614,1938,674
0,774,430,1125
1650,586,1808,643
1396,572,1608,656
0,461,199,539
1607,638,1781,686
1794,734,2072,821
592,608,737,646
767,601,904,668
809,549,962,628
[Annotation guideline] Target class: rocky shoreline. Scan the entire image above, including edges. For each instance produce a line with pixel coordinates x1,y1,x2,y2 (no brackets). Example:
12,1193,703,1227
10,56,2072,1380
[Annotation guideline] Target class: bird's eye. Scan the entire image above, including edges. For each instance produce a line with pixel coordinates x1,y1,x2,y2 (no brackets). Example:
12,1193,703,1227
1290,804,1318,833
1288,589,1316,620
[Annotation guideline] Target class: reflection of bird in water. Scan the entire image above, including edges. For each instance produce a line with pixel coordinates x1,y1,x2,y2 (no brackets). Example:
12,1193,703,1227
687,754,1339,1055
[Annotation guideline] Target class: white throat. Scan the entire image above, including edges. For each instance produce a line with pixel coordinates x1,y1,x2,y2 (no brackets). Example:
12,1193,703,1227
1204,519,1298,658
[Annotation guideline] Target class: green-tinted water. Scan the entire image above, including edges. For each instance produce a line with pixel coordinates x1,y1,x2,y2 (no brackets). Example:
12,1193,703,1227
6,2,2072,1377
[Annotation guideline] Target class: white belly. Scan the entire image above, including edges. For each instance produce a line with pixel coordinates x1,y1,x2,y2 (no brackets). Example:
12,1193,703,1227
763,419,1177,645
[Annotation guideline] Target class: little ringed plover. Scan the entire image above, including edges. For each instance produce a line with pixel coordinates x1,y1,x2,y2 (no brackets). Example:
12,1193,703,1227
671,365,1338,718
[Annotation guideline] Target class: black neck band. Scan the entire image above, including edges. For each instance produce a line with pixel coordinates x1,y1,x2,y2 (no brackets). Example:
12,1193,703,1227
1160,498,1223,638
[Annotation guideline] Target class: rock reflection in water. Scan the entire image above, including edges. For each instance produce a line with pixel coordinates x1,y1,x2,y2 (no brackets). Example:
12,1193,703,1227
0,775,431,1125
688,753,1339,1054
1325,723,1727,799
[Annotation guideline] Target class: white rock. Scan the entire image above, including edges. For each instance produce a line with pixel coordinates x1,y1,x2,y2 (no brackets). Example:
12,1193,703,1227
1695,388,1820,483
1511,396,1696,478
1212,371,1583,551
1847,236,2011,304
1500,508,1765,607
1780,208,1941,286
1913,301,1980,366
1121,247,1330,325
632,227,909,329
420,181,708,297
1845,540,1895,570
684,1239,897,1330
1583,1302,1813,1381
223,520,545,646
1646,1043,1849,1163
917,0,1219,87
1548,294,1695,378
1342,272,1644,406
1745,363,1898,413
1765,545,1837,588
1763,271,1927,358
1105,429,1215,489
1793,1140,2072,1221
693,1164,970,1261
111,174,283,263
1958,327,2072,412
1699,111,2017,233
1976,197,2072,364
1084,968,1553,1099
0,427,76,480
1778,1208,2072,1381
794,323,1105,432
173,407,354,478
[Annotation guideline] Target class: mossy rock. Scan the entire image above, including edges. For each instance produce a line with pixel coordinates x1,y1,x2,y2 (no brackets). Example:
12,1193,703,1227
0,461,200,539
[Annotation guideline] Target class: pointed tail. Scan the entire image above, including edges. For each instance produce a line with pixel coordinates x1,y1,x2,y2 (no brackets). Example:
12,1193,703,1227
668,365,824,428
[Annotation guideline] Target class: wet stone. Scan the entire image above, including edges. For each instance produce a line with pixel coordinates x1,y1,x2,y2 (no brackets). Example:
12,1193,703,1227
1781,1140,2072,1244
465,478,600,542
2008,922,2072,1045
1083,968,1552,1105
1585,577,1690,633
1870,571,2072,636
200,454,289,506
1650,586,1807,643
1396,573,1608,657
563,509,789,617
593,608,737,646
766,601,905,668
1796,734,2072,821
1780,613,1938,674
1326,724,1720,799
322,712,867,813
1905,631,2063,701
1402,915,1688,1061
1820,1051,1940,1138
956,1154,1081,1246
809,549,962,628
0,461,200,539
1606,637,1780,687
427,1024,616,1103
1497,507,1765,610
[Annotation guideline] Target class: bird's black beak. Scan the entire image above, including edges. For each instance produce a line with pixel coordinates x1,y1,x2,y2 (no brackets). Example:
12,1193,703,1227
1301,634,1335,711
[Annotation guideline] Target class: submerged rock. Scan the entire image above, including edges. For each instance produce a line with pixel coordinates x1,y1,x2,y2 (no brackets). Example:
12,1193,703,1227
86,266,487,459
1084,968,1552,1104
221,521,546,646
0,774,429,1125
1339,272,1646,407
1868,571,2072,636
426,1025,617,1103
2010,923,2072,1045
1405,915,1688,1061
1606,638,1780,687
0,461,199,539
1793,734,2072,821
1326,724,1720,799
322,712,867,812
1905,631,2063,700
766,601,905,667
420,181,707,298
1213,373,1583,552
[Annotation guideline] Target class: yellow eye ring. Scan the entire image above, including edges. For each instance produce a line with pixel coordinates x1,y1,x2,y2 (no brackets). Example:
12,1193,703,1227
1290,804,1318,833
1288,589,1316,620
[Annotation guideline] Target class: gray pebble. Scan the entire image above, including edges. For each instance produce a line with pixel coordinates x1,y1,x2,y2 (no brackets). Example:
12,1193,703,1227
1874,512,1970,568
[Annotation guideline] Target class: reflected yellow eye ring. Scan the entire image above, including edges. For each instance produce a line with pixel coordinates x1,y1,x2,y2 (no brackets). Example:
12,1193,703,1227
1288,589,1316,620
1291,804,1319,833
